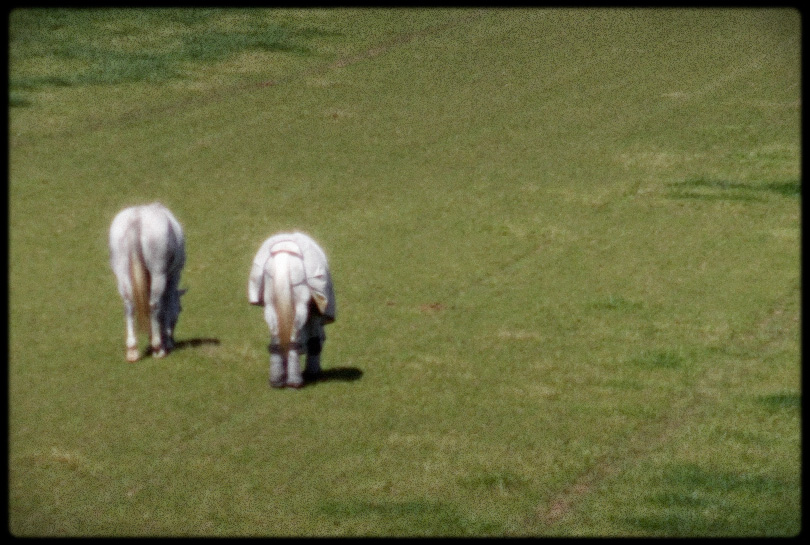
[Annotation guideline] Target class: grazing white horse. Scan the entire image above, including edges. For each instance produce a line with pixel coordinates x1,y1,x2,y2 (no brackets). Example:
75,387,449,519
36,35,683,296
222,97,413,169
109,203,186,362
249,232,336,388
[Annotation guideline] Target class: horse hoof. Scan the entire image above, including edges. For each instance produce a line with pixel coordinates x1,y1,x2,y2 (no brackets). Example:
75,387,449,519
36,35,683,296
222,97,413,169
270,380,286,388
153,348,167,358
126,348,139,362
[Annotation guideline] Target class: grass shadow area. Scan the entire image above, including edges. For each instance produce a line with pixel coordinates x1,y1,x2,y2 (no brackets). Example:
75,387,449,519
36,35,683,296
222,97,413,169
665,179,800,201
626,463,797,536
140,338,220,358
757,392,801,411
304,367,364,387
9,8,340,103
628,349,685,369
172,338,221,351
318,499,502,536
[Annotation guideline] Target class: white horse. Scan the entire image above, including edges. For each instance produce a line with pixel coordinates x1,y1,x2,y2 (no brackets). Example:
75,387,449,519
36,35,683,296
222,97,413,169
248,232,336,388
109,203,186,362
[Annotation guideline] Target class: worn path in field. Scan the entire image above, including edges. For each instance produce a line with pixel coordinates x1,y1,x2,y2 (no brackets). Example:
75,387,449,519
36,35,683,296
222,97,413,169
259,9,485,86
531,278,798,530
489,31,799,530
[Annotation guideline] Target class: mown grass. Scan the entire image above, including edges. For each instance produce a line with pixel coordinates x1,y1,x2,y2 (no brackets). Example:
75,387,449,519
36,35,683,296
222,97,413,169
9,8,800,537
9,9,313,90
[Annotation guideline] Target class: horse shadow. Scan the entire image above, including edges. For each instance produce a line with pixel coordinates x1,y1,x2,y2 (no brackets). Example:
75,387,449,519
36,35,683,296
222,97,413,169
303,366,364,387
172,338,221,351
156,338,362,387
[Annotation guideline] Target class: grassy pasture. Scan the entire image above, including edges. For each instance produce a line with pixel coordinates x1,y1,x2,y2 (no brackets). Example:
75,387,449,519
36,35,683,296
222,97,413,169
8,8,800,536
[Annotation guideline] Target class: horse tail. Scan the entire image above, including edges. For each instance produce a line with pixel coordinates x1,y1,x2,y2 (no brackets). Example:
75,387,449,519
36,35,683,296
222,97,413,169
272,251,295,355
128,219,151,333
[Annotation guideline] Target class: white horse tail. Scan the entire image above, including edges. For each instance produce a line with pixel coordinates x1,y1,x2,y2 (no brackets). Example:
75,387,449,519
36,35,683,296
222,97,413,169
128,219,151,333
273,251,295,355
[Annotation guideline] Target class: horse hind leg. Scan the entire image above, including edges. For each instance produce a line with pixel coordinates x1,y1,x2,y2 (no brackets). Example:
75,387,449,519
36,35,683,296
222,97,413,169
285,287,311,388
302,311,324,381
285,342,303,389
304,333,323,381
125,299,139,362
149,275,168,358
150,309,167,358
158,296,175,354
269,343,287,388
162,275,183,354
264,304,287,387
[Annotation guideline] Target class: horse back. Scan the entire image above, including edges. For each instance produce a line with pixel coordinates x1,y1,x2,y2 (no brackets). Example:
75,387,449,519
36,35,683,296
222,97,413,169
138,204,185,276
110,203,185,285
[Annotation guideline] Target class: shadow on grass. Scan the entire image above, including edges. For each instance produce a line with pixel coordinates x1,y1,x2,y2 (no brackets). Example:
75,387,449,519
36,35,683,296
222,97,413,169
626,463,797,536
628,349,684,369
757,392,800,410
318,498,501,535
173,338,221,351
665,178,800,201
9,10,345,107
303,366,364,387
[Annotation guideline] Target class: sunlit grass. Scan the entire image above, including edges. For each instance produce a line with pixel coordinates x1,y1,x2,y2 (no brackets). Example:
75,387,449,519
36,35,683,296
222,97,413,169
9,7,800,537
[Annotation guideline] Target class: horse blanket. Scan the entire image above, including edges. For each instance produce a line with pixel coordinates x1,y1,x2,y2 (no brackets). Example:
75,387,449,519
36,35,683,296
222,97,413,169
248,232,336,323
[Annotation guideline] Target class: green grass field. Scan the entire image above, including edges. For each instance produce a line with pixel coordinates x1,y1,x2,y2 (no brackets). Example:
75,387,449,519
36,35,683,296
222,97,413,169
9,8,800,536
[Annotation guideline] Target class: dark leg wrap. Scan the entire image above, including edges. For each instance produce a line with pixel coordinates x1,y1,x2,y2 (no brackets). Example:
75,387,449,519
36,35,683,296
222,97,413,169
269,342,301,354
306,337,322,356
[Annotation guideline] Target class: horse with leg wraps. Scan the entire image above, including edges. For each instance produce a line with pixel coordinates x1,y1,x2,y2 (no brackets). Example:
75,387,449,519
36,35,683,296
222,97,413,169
109,203,186,361
249,232,336,388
